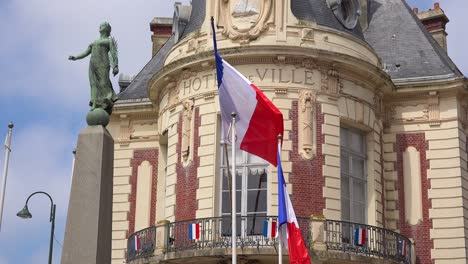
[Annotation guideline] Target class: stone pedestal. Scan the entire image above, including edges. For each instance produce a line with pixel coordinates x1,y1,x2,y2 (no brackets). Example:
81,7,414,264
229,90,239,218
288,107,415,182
61,126,114,264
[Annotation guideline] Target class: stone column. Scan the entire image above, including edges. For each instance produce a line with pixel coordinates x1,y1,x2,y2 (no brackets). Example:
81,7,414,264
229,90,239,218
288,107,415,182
155,220,170,255
61,126,114,264
310,214,326,251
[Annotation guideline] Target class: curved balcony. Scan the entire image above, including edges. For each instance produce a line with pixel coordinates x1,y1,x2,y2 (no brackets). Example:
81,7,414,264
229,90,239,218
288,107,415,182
126,216,413,264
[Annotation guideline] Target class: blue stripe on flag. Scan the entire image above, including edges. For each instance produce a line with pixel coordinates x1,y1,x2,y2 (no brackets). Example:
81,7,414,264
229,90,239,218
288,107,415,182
210,17,224,87
188,224,193,239
263,220,268,237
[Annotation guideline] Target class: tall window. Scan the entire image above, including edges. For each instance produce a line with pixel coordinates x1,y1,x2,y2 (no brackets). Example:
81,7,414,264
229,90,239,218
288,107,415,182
220,143,268,235
340,127,367,224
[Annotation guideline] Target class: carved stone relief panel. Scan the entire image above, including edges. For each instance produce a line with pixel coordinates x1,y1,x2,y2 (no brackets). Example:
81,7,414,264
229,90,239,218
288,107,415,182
218,0,274,42
181,99,194,163
299,90,317,159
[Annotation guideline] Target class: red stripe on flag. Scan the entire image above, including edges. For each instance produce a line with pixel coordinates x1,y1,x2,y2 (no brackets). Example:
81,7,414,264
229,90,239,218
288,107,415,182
286,222,311,264
240,84,284,166
361,229,366,245
271,221,277,238
196,223,200,239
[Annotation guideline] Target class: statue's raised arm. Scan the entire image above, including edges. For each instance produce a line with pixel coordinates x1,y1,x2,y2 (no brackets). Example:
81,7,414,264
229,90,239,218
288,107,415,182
68,22,119,126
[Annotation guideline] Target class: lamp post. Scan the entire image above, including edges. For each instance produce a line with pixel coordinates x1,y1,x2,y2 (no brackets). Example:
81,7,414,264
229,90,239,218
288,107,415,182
17,191,56,264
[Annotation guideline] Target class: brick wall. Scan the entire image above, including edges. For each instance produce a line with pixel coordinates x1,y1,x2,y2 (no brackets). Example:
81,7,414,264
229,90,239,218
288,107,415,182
396,133,432,264
175,107,200,221
128,149,159,235
290,101,325,217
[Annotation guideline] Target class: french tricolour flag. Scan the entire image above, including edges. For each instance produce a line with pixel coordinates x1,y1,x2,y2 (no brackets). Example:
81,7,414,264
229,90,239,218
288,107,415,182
263,220,277,238
399,239,407,256
354,227,367,246
134,235,141,252
189,223,200,240
212,20,284,166
278,150,312,264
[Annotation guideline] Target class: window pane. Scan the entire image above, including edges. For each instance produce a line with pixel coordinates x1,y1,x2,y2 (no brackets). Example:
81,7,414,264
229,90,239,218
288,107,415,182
222,192,230,214
222,191,241,214
248,154,267,164
222,169,229,190
341,176,350,199
352,202,366,224
341,198,350,221
246,214,267,235
221,145,244,165
235,170,242,190
349,131,363,153
247,190,267,213
340,128,348,148
341,152,349,174
353,180,365,203
247,168,267,189
351,158,365,179
222,169,243,190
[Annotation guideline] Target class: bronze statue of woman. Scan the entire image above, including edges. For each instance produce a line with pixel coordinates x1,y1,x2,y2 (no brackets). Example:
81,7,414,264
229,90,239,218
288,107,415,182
69,22,119,115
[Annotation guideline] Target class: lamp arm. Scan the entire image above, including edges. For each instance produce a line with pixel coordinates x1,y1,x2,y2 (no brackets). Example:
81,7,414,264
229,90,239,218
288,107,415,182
25,191,55,222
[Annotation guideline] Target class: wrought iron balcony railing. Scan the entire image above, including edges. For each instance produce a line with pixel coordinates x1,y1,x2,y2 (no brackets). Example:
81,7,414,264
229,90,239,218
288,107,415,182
166,215,310,252
127,226,156,262
324,219,412,264
126,217,413,264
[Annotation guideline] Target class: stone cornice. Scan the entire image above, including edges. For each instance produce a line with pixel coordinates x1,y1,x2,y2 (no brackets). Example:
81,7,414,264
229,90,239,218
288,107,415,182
148,46,393,111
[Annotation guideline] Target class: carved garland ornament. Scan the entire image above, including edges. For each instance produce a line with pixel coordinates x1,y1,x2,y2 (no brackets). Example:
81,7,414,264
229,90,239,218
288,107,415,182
218,0,273,42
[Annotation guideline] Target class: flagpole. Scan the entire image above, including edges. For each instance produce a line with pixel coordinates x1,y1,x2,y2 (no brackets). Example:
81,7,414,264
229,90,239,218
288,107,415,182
0,122,14,232
277,134,283,264
231,112,237,264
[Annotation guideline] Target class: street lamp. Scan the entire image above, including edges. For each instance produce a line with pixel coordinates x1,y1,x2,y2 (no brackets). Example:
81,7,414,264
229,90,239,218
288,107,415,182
17,191,56,264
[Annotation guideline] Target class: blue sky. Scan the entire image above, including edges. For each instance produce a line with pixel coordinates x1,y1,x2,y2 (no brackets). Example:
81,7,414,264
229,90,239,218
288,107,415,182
0,0,466,263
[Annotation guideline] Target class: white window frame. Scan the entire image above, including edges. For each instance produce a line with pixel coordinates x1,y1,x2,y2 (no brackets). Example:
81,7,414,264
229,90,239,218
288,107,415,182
340,127,368,224
219,142,268,236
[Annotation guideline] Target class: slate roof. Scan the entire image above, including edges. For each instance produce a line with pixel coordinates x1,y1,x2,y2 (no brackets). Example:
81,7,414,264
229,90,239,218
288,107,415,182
364,0,462,80
291,0,364,39
119,0,463,102
118,0,205,101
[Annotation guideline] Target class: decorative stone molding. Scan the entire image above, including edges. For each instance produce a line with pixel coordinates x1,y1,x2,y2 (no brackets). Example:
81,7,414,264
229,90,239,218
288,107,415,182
118,114,131,145
427,91,440,126
320,67,341,98
373,95,384,118
181,99,194,163
180,69,197,80
218,0,274,43
302,28,315,42
275,88,288,95
204,91,216,100
298,90,317,159
167,82,179,110
291,57,319,71
384,105,396,128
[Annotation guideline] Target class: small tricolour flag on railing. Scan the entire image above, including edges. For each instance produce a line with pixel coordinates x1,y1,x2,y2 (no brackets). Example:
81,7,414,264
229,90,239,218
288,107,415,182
189,223,200,240
399,239,407,256
263,220,277,238
134,235,141,251
354,227,367,246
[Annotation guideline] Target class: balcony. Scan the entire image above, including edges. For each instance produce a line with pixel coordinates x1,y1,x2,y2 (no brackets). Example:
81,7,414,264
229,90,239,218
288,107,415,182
126,216,413,264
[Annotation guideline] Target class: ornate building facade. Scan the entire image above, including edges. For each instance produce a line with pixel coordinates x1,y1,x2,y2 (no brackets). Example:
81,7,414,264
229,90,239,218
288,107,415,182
108,1,467,264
